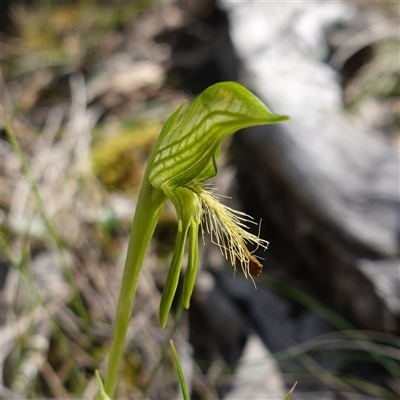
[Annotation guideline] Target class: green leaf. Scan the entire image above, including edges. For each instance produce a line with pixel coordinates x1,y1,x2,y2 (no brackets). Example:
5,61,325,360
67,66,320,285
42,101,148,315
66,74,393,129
95,370,112,400
149,81,288,189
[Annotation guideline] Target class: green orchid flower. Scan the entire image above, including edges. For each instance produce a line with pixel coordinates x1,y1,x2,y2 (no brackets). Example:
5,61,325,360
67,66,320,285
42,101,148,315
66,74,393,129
102,82,288,398
147,82,288,327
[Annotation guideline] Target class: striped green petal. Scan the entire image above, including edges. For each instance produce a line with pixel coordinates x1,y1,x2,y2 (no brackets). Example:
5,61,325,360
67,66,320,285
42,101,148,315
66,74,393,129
149,81,288,190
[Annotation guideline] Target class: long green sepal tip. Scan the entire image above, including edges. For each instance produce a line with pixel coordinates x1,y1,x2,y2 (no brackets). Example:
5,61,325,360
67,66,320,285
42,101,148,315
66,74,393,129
182,220,199,309
159,220,189,328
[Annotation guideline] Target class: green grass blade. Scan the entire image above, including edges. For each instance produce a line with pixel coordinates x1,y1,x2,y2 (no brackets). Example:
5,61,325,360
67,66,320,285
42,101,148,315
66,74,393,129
95,370,111,400
169,339,190,400
284,382,297,400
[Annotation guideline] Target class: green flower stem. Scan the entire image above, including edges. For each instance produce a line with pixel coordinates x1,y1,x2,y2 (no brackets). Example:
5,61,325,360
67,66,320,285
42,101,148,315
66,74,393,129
102,100,186,398
103,180,167,399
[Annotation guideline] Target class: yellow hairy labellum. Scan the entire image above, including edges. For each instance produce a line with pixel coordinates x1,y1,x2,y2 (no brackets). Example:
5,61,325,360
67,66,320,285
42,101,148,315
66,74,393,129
194,185,268,279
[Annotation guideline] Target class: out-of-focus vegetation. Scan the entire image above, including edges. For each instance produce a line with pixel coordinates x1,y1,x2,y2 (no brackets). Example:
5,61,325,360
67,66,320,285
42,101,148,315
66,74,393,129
4,1,153,74
344,39,399,108
338,1,400,141
1,1,188,399
1,0,399,399
343,39,400,140
91,122,162,192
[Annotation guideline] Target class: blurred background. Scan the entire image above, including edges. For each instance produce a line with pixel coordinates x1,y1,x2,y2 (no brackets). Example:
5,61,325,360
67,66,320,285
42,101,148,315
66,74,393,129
1,0,399,399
